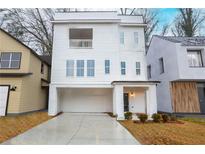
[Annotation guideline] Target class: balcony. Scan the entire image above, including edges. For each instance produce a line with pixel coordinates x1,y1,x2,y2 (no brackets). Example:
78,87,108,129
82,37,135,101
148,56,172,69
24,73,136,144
69,39,92,48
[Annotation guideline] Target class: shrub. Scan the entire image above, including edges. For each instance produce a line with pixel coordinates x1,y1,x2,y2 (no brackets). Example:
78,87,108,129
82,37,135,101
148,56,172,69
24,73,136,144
152,113,161,122
124,112,132,120
162,114,169,123
138,113,148,123
170,115,177,121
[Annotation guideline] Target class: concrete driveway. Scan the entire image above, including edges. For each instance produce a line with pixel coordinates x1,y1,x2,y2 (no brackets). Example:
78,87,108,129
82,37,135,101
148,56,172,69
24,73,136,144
3,113,140,145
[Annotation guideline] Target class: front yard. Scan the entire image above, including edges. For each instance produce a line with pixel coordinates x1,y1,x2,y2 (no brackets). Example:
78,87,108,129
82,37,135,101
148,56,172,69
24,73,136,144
120,118,205,145
0,111,53,144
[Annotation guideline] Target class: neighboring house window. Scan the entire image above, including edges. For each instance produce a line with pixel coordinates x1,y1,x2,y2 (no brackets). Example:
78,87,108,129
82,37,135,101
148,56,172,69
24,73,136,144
105,60,110,74
187,50,203,67
0,52,21,69
147,65,151,79
136,62,141,75
77,60,84,77
134,32,138,44
87,60,95,77
159,57,165,74
41,62,44,74
120,32,124,44
66,60,74,77
69,28,93,48
121,61,126,75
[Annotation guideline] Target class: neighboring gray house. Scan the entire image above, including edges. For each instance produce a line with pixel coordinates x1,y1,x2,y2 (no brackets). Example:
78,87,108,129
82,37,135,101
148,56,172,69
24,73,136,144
146,35,205,114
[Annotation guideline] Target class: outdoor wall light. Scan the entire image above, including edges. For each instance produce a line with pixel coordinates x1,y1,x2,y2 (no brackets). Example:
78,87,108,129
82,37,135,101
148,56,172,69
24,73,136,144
10,86,17,91
130,92,134,97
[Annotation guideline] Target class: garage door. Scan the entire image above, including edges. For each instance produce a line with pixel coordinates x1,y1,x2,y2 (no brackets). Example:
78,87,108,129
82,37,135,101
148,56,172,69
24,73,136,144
60,88,113,112
0,86,9,116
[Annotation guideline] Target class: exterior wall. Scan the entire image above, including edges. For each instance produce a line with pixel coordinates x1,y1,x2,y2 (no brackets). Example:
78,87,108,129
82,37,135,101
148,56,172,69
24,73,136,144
0,30,30,73
124,87,146,113
51,23,146,86
170,81,200,113
146,37,180,112
0,78,22,113
19,54,49,113
176,45,205,80
59,88,113,112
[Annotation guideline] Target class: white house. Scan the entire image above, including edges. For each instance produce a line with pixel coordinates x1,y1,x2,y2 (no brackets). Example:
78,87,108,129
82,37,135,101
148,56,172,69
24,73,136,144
146,35,205,114
48,11,158,120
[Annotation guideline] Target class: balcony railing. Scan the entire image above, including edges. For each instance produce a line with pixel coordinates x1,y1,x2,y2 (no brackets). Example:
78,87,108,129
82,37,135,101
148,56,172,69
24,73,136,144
69,39,92,48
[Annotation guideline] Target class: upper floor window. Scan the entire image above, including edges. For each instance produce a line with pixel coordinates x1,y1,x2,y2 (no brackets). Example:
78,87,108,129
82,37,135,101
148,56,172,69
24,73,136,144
187,50,203,67
121,61,126,75
69,28,93,48
66,60,74,77
120,32,124,44
147,65,151,79
87,60,95,77
0,52,21,69
159,57,165,74
41,62,44,74
105,60,110,74
76,60,84,77
134,32,138,44
136,62,141,75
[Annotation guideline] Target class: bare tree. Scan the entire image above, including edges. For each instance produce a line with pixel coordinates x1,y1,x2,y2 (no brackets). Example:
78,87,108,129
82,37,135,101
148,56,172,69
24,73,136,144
1,8,54,55
171,8,205,37
160,24,169,36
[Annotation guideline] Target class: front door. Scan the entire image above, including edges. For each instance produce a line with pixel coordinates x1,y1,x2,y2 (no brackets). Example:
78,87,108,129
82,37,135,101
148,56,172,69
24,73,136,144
198,85,205,113
124,93,129,112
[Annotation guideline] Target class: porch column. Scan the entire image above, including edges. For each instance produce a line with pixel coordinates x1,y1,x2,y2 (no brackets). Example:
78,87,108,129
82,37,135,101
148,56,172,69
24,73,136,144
145,85,157,117
48,84,59,116
113,85,124,120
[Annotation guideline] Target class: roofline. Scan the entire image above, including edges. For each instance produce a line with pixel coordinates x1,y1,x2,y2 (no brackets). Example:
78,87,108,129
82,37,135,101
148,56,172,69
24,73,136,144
0,28,51,66
51,19,121,24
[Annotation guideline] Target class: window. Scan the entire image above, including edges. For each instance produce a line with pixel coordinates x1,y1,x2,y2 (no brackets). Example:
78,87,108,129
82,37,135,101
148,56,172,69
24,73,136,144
41,62,44,74
187,50,203,67
121,61,126,75
136,62,140,75
105,60,110,74
0,52,21,69
87,60,95,77
120,32,124,44
159,57,165,74
147,65,151,79
66,60,74,77
134,32,138,44
77,60,84,77
69,28,93,48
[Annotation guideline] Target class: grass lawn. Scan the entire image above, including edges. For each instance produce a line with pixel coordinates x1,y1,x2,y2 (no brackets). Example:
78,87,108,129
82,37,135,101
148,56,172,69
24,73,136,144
120,119,205,145
0,111,53,144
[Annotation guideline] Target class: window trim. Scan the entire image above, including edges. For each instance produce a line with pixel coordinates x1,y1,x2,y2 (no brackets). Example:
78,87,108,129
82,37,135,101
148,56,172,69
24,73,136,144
105,60,110,75
121,61,126,75
147,65,151,79
120,32,124,44
159,57,165,74
134,32,138,44
0,52,22,69
76,60,84,77
136,62,141,75
87,60,95,77
66,60,75,77
187,50,204,68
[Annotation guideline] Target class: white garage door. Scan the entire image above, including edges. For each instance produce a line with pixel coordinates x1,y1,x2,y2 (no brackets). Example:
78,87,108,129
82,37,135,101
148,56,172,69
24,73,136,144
60,88,113,113
0,86,9,116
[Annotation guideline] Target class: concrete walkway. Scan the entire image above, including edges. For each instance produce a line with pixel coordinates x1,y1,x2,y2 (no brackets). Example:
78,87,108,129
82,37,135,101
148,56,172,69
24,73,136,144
3,113,140,145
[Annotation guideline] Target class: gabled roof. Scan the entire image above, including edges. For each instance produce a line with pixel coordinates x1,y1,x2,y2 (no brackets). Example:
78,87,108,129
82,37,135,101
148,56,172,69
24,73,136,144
0,28,51,66
154,35,205,46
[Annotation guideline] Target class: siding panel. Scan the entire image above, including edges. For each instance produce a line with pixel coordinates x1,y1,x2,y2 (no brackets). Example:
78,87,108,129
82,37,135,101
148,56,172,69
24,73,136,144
171,81,200,113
